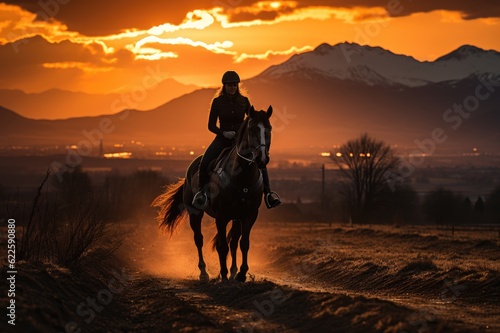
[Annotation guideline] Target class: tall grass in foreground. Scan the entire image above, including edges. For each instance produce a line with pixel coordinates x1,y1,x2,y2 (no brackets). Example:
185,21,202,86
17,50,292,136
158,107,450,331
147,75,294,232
17,170,118,269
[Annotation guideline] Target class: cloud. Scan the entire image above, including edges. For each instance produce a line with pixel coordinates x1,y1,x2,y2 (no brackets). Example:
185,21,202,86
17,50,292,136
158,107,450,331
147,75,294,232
0,34,136,91
234,45,314,63
278,1,500,20
0,3,76,46
2,0,499,93
132,36,235,60
0,0,221,36
3,0,499,39
388,0,500,20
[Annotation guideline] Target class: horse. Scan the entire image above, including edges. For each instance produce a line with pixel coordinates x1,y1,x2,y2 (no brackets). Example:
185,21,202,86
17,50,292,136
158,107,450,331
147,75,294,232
152,105,273,282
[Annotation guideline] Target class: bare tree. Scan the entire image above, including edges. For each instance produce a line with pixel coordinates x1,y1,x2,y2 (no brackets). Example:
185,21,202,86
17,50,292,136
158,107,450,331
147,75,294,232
330,133,400,223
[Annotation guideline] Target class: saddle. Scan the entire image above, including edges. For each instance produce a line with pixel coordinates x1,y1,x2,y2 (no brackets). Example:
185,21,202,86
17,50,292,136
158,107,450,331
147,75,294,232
208,146,233,173
208,146,263,201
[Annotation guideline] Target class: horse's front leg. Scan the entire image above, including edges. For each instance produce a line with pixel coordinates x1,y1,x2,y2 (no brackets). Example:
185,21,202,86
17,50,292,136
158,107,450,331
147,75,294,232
236,215,257,282
215,218,230,281
189,212,209,282
229,220,242,280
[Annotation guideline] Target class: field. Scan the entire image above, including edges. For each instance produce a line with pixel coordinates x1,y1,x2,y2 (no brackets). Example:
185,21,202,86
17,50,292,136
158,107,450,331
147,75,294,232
3,218,499,332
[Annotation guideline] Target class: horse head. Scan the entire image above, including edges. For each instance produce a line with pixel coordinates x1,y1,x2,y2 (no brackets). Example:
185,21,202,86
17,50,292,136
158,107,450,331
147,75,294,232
236,105,273,169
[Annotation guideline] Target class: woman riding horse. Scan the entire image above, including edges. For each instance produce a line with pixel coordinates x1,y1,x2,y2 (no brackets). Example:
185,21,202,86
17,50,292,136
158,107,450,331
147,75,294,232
152,105,275,282
192,70,281,209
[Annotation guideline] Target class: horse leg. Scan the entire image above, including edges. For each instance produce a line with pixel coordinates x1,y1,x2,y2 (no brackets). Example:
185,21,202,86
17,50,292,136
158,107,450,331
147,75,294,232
236,216,256,282
189,212,209,282
215,218,230,281
229,220,242,280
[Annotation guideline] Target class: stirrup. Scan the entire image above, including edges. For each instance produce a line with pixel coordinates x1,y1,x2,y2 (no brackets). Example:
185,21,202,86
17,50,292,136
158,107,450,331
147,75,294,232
265,191,281,209
192,190,208,209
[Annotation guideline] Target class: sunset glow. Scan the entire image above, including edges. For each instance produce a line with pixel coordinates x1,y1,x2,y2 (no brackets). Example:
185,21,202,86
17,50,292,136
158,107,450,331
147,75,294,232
0,1,499,114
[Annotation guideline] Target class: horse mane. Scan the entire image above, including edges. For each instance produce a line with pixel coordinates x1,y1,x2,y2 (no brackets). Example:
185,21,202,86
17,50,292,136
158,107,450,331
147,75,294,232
236,116,250,145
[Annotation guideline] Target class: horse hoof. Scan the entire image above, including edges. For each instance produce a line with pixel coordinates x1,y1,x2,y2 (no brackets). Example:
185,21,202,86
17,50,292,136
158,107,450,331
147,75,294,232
235,272,247,282
199,273,210,283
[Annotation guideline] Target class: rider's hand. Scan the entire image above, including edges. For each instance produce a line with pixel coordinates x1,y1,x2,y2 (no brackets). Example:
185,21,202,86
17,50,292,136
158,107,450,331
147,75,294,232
223,131,236,139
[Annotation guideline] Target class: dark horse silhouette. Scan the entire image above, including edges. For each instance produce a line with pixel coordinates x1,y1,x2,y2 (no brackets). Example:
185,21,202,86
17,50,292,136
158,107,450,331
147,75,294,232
152,106,273,282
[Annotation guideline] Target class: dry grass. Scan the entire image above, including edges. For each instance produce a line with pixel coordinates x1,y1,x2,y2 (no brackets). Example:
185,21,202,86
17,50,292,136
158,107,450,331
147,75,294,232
17,170,118,270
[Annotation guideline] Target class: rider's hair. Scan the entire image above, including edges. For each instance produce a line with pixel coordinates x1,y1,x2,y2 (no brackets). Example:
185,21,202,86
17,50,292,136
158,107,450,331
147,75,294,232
213,83,249,99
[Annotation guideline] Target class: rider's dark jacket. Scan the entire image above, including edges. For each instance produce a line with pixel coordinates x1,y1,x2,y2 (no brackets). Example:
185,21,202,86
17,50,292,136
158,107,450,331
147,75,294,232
208,93,250,137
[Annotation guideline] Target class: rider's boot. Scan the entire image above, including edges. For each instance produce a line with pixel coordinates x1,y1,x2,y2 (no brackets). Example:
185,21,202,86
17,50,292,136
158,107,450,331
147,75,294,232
192,169,209,209
261,168,281,209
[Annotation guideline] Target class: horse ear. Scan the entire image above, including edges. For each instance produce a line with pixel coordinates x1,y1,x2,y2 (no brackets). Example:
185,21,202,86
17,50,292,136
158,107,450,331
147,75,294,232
266,105,273,118
249,105,255,117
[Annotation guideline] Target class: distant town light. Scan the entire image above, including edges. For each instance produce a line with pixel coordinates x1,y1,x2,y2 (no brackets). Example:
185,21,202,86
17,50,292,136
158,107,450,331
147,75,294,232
104,152,132,159
336,152,342,157
320,152,331,157
190,151,195,156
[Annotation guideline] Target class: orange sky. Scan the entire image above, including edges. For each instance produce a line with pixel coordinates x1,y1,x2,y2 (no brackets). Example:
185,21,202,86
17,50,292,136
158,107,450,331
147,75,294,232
1,1,499,94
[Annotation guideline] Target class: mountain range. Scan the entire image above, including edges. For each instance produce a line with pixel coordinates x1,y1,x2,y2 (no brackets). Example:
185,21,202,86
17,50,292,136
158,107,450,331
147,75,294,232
0,78,198,119
1,42,499,155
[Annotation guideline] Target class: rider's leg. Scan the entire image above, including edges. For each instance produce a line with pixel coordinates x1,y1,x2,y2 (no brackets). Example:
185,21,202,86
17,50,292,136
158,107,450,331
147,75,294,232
192,137,231,208
261,167,281,209
192,154,211,209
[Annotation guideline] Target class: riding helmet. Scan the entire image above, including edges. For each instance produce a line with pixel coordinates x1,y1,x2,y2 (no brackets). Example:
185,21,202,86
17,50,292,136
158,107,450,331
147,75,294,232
221,71,240,84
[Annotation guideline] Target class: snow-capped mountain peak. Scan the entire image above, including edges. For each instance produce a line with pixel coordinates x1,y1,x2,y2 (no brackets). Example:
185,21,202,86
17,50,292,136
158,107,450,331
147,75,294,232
259,42,500,87
436,45,495,61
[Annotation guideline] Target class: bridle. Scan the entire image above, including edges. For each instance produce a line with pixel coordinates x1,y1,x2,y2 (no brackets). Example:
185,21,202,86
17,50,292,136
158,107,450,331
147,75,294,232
237,144,268,164
236,121,270,166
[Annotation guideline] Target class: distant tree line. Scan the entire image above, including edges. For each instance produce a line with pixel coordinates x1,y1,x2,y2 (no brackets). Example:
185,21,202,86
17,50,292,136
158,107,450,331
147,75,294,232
50,166,168,222
327,133,500,225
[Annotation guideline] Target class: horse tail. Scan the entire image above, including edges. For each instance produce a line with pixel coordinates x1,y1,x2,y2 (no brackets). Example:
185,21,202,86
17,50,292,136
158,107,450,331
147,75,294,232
151,178,187,235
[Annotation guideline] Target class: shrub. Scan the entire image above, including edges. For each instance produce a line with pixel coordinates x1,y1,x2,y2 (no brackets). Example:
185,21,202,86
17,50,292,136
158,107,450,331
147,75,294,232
17,171,116,269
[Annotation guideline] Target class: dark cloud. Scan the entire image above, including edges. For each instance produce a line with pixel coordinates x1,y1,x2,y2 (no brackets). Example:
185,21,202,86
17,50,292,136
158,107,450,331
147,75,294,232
229,10,280,23
2,0,219,35
3,35,97,63
0,36,81,90
228,0,500,21
0,34,135,89
3,0,499,37
380,0,500,19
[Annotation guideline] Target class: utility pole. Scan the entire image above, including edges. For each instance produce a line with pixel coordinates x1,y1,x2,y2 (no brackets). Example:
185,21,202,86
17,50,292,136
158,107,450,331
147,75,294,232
99,139,104,157
321,164,325,213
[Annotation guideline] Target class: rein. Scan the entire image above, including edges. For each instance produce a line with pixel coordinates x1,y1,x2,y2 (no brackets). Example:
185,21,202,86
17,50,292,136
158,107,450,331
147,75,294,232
213,113,270,201
236,144,267,165
215,146,263,200
236,120,269,165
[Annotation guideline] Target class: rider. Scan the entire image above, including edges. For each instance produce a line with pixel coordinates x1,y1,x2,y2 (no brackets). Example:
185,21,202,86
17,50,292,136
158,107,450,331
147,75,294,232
192,70,281,210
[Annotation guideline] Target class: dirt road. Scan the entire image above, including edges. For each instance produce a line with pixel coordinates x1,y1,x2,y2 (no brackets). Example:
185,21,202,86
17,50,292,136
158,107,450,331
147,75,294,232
4,220,499,332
